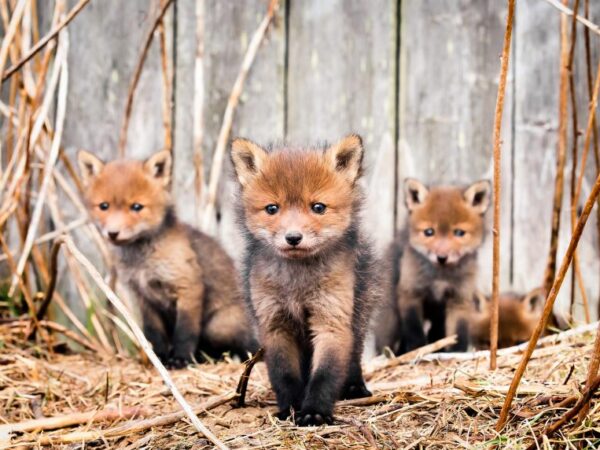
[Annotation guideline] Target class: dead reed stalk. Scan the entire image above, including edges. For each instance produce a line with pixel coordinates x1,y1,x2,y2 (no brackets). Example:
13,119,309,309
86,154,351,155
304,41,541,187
489,0,515,371
118,0,174,157
201,0,280,232
497,170,600,430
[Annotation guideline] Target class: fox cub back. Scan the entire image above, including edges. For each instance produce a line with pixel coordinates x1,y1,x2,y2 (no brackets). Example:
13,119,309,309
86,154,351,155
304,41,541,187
375,178,491,354
78,150,257,368
471,288,545,349
231,134,379,426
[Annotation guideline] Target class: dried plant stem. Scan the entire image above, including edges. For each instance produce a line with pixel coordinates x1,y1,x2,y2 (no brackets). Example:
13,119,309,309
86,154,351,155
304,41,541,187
539,0,600,36
489,0,515,371
201,0,279,231
23,392,235,446
577,321,600,422
118,0,174,157
526,375,600,450
193,0,206,225
12,319,101,353
0,0,27,80
366,335,457,378
8,33,68,298
59,237,228,449
235,348,264,407
1,0,89,83
543,2,570,296
497,172,600,431
0,406,149,434
157,2,172,152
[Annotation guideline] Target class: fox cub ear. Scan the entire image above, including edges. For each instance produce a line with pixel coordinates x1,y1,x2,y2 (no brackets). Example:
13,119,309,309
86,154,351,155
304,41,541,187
404,178,429,211
463,180,491,214
230,138,268,187
77,150,105,186
326,134,364,185
144,150,172,187
522,287,545,315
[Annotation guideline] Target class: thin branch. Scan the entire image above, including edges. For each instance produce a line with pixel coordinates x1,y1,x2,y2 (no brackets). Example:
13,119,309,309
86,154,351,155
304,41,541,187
543,1,570,295
526,375,600,450
118,0,174,157
201,0,280,231
1,0,90,83
490,0,515,371
577,320,600,422
0,0,27,82
60,237,228,449
497,171,600,431
539,0,600,36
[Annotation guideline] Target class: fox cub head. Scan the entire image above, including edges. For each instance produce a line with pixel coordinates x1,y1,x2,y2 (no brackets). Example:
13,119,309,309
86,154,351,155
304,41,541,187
231,134,364,259
77,150,172,245
404,178,491,266
472,288,545,349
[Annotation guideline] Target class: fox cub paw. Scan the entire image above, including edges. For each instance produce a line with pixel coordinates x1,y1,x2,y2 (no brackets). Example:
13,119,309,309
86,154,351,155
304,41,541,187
165,355,192,370
295,408,334,427
341,381,372,400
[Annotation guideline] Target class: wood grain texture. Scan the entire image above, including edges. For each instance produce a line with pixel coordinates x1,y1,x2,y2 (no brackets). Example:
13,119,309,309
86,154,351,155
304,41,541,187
287,0,398,251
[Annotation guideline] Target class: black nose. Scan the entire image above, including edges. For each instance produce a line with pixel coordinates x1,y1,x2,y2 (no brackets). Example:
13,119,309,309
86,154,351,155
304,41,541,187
285,232,303,246
437,255,448,265
108,231,119,241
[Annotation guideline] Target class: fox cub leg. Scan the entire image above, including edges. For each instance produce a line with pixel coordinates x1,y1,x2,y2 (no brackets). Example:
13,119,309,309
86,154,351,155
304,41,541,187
167,284,204,368
141,302,169,362
341,337,371,400
445,303,470,352
202,304,259,359
399,291,427,353
262,326,305,420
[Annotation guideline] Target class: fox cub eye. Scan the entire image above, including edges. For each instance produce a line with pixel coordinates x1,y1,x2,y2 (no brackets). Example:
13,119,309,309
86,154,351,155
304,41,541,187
423,228,434,237
265,204,279,215
311,203,327,214
99,202,109,211
131,203,144,212
454,229,466,237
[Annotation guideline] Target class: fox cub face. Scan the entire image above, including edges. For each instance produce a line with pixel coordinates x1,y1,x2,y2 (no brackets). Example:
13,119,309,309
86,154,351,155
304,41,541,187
231,135,363,259
404,178,491,266
472,288,545,349
77,150,172,245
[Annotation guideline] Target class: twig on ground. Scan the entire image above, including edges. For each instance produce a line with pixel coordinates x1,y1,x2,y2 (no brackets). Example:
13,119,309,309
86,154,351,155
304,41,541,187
235,348,264,407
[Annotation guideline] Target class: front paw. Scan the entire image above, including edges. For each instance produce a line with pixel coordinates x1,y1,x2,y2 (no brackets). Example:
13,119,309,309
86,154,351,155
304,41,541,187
295,407,333,427
341,381,372,400
165,354,192,369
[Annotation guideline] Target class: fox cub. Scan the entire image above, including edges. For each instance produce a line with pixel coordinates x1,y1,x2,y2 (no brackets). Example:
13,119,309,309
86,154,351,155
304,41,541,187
231,134,378,426
78,149,257,368
375,178,491,354
470,288,545,349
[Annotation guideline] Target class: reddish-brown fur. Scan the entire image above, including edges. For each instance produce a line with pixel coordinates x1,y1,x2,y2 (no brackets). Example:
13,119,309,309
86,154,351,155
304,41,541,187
231,135,378,426
471,288,545,349
375,178,491,354
78,150,257,368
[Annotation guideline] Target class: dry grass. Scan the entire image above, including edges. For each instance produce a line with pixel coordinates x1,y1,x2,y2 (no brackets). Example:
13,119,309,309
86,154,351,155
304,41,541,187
0,322,599,449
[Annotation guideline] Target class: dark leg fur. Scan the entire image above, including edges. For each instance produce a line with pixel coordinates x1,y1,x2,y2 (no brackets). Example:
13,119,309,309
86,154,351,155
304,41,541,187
168,308,202,369
449,318,469,352
142,303,169,363
341,356,371,400
297,362,339,426
401,306,427,353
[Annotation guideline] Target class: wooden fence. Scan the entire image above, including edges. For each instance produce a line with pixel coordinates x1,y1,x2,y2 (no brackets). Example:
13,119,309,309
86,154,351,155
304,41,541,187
36,0,600,320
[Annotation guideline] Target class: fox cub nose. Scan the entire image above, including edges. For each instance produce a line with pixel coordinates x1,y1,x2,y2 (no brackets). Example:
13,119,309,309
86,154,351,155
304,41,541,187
285,232,303,246
108,231,120,241
437,255,448,265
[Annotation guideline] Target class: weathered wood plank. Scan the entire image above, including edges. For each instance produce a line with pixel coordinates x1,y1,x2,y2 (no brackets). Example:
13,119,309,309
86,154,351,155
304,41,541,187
512,0,600,320
397,1,512,291
198,0,286,258
287,0,398,252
